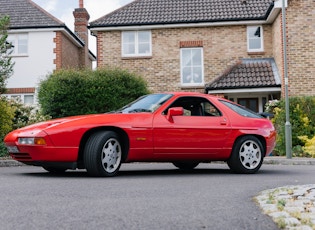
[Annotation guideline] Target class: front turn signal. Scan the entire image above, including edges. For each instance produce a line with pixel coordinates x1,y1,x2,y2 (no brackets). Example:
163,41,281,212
34,137,46,145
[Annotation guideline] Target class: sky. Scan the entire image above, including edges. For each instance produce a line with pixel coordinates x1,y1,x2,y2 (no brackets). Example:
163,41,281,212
32,0,134,55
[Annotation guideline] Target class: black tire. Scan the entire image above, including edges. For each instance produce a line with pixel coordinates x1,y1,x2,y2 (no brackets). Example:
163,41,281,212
84,131,123,177
42,167,67,174
227,135,264,174
172,161,199,170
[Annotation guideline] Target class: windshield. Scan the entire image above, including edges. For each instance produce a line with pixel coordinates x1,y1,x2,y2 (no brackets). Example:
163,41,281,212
220,100,263,118
119,94,173,113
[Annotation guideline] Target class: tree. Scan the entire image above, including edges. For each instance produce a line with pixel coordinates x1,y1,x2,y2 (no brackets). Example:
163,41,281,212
0,15,14,94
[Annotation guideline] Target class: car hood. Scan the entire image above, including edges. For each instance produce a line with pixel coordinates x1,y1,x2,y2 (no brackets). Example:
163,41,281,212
8,112,153,137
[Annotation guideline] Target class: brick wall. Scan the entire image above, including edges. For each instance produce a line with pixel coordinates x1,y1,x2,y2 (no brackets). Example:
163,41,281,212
272,10,284,96
97,25,274,93
54,31,94,70
54,31,80,70
285,0,315,96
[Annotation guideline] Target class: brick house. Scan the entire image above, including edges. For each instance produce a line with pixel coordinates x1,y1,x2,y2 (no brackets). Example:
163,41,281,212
0,0,95,104
89,0,314,113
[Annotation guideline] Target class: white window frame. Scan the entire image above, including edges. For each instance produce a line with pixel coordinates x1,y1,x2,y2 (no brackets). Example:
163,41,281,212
7,33,29,56
122,31,152,57
180,48,204,87
247,26,264,52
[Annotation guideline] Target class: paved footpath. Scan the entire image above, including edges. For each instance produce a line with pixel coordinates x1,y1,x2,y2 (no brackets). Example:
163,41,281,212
1,156,315,229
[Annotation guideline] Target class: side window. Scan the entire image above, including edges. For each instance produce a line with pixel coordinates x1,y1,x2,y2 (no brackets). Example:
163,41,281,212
122,31,152,57
7,33,28,56
247,26,263,52
165,97,221,117
180,48,204,86
203,101,221,116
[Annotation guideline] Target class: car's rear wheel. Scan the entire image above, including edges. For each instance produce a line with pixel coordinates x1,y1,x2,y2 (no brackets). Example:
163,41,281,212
227,135,263,174
172,161,199,170
84,131,122,177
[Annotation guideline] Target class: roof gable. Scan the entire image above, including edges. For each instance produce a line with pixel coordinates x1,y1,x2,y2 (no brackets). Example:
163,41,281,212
90,0,274,28
0,0,64,29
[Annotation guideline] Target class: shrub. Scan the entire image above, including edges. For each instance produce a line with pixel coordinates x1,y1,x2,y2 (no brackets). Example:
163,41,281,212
298,136,315,158
0,97,14,157
9,98,51,130
0,97,14,137
38,68,150,118
0,98,51,157
266,97,315,156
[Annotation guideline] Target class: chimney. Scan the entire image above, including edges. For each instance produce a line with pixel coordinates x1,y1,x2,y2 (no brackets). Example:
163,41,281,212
73,0,90,68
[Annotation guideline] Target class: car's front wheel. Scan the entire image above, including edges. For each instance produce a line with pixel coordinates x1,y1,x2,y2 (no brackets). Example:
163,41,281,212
84,131,123,177
227,136,264,174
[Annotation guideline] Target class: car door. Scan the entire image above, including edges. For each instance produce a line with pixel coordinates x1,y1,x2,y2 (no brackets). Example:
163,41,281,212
152,96,232,158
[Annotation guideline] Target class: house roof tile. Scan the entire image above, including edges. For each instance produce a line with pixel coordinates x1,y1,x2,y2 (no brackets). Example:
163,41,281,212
0,0,64,29
90,0,274,27
205,58,281,91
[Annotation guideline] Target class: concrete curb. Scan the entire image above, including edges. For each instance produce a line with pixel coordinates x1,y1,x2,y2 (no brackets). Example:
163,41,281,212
1,156,315,167
0,159,25,167
264,156,315,165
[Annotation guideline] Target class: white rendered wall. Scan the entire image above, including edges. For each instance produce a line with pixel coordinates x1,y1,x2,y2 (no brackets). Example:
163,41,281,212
7,31,56,89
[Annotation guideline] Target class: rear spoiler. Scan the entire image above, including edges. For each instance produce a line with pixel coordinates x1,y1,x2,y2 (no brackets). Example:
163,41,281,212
259,112,274,119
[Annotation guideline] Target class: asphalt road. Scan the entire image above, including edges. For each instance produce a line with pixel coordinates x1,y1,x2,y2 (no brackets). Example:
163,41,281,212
0,163,314,230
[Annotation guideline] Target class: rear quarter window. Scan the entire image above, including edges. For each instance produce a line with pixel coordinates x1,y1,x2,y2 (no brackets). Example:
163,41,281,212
220,100,262,118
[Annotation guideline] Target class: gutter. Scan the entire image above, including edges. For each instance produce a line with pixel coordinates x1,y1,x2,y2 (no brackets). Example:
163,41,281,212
207,86,281,94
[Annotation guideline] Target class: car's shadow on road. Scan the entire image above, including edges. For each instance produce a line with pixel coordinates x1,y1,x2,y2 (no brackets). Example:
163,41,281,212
18,163,290,178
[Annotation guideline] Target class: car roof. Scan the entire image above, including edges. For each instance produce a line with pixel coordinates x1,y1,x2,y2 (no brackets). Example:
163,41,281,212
162,92,221,99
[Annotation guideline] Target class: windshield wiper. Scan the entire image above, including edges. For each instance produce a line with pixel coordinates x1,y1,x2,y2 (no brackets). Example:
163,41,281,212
127,108,152,113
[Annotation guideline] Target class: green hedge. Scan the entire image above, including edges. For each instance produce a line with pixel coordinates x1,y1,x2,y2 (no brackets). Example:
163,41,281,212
38,68,150,118
266,96,315,157
0,97,14,157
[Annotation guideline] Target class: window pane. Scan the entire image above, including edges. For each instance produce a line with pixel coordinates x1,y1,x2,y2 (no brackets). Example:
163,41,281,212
123,32,135,43
249,39,261,49
248,26,261,38
183,67,192,83
24,95,34,104
138,31,150,43
138,43,150,54
181,50,192,66
192,49,202,65
6,39,15,54
192,67,202,83
123,43,135,55
18,34,28,54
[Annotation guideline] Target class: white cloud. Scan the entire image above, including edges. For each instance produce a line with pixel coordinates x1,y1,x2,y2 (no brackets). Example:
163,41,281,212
44,1,58,12
85,0,125,21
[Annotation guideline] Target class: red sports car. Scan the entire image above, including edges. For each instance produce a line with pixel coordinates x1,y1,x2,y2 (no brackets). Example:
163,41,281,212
4,92,276,176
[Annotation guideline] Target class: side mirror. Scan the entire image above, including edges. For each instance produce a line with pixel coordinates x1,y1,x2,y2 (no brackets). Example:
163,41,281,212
166,107,184,122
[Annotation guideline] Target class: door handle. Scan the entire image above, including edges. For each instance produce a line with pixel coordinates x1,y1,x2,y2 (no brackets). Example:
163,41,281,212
220,118,227,125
